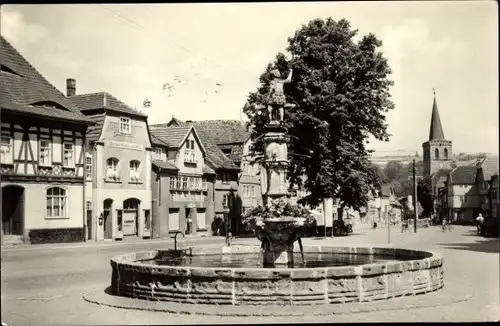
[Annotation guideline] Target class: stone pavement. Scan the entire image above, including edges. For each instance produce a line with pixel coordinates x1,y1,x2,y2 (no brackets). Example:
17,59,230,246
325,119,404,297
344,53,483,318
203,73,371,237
1,225,498,324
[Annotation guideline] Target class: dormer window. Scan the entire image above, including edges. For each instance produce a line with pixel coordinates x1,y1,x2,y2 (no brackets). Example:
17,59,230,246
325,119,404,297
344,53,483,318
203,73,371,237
129,160,141,182
154,147,163,160
119,117,131,134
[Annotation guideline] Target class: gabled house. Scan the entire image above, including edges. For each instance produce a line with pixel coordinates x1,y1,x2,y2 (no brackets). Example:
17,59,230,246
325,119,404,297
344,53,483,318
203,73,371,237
474,155,499,217
149,125,216,237
1,36,94,245
155,118,243,234
68,81,153,242
445,165,480,223
489,174,499,220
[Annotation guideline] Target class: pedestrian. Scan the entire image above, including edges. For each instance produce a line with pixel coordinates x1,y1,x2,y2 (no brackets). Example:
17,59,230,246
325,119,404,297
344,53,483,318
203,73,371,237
476,213,485,235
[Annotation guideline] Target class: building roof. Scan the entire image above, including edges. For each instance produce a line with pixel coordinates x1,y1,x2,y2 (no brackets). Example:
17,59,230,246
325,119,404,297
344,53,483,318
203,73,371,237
150,123,238,171
477,155,499,181
449,166,479,185
428,91,446,141
202,164,216,175
195,128,240,170
152,159,178,171
150,133,168,147
0,36,93,125
190,120,249,145
86,113,106,142
69,92,147,118
431,169,452,188
150,126,193,148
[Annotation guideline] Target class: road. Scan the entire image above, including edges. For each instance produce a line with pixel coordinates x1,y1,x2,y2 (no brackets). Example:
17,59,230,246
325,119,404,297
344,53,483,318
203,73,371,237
1,226,499,324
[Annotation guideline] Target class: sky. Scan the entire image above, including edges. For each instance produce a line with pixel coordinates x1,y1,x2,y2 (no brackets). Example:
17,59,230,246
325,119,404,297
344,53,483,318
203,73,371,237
1,2,498,154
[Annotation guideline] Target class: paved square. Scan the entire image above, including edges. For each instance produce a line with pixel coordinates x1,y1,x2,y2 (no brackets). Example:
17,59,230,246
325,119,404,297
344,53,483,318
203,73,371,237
1,226,498,324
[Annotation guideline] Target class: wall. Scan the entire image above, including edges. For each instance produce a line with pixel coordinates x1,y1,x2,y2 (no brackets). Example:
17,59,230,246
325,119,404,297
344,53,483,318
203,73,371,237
1,181,84,237
153,171,215,238
89,113,153,241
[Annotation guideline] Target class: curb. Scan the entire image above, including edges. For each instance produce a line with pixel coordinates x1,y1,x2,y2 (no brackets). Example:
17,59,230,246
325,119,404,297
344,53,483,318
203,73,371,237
83,285,474,317
1,236,221,252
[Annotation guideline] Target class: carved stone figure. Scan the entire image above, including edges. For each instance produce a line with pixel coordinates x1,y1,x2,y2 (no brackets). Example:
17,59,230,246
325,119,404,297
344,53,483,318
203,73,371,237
267,68,293,123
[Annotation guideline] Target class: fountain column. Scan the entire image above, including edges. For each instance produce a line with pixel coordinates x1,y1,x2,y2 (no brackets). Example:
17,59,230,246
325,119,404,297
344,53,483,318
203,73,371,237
259,121,296,266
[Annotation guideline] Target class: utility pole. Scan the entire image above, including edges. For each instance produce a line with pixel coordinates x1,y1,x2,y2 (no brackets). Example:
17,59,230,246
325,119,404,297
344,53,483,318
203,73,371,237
413,159,418,233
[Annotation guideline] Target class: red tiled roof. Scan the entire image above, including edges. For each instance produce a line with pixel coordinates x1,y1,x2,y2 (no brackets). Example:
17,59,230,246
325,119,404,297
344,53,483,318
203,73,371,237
0,36,93,125
449,166,479,185
69,92,147,118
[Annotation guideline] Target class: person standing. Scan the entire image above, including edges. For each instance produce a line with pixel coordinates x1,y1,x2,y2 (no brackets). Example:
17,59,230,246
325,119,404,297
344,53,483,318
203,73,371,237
476,213,485,235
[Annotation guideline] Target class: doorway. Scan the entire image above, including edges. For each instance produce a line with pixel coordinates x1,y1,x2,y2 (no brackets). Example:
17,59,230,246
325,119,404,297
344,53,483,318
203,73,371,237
103,199,113,239
86,201,92,240
2,185,25,236
123,198,140,236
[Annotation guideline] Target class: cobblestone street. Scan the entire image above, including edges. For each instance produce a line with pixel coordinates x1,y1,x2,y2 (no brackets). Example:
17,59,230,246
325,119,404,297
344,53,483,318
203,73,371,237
1,225,498,324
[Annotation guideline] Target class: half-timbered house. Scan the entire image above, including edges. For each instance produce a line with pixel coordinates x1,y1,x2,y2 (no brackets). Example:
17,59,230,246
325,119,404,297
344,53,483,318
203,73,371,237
68,82,152,242
0,36,94,245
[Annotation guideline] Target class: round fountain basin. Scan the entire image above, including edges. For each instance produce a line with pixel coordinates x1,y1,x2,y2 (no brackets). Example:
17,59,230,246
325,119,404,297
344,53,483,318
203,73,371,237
110,245,444,305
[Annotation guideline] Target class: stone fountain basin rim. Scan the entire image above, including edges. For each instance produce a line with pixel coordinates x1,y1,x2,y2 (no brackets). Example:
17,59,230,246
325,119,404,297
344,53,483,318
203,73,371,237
110,245,443,275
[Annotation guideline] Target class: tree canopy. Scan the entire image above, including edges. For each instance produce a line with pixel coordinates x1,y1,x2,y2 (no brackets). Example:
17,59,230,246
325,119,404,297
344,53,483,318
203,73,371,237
417,176,434,216
243,18,394,210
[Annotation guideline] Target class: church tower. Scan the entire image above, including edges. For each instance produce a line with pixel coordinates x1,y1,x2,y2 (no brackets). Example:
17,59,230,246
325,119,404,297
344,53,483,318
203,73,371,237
422,90,453,177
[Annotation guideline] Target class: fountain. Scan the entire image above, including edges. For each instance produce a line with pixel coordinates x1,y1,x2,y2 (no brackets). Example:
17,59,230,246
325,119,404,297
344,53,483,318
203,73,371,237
105,66,444,307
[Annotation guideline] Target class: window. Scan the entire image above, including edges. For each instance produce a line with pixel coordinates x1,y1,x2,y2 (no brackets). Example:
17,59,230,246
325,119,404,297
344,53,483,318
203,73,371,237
0,135,12,164
463,195,468,204
434,148,439,159
170,176,177,189
189,177,195,190
63,143,74,168
86,201,92,210
176,177,182,189
243,185,248,197
39,140,51,166
155,147,163,160
444,148,448,159
251,185,255,198
129,160,141,182
182,176,188,190
202,177,207,191
144,209,151,231
106,158,120,181
46,187,67,218
86,157,92,180
119,117,131,134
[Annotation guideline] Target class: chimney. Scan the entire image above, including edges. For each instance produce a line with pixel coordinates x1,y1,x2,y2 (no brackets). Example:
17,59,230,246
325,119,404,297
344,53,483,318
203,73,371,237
186,120,193,125
66,78,76,97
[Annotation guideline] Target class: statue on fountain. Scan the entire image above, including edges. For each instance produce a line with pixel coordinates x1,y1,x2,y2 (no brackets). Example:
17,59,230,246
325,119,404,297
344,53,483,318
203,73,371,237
266,67,296,124
243,62,315,267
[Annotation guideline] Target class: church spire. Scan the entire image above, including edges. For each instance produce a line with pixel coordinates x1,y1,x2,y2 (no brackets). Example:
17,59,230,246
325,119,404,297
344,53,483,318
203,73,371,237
429,88,445,141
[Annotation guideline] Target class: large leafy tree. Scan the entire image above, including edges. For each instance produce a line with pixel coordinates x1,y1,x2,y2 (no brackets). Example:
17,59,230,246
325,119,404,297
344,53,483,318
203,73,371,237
417,176,434,217
243,18,394,211
383,160,404,184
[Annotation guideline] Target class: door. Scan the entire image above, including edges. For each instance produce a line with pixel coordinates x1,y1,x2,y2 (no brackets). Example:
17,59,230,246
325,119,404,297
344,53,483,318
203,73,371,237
169,208,180,232
86,209,92,240
123,211,137,235
123,198,140,236
1,185,24,236
103,199,113,239
196,209,206,231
